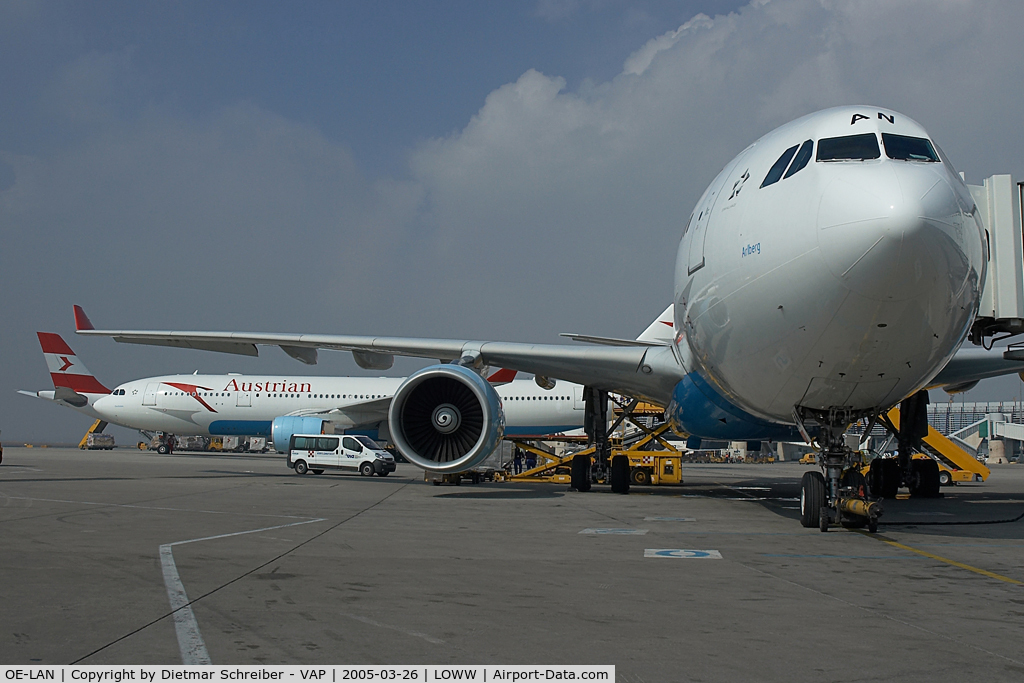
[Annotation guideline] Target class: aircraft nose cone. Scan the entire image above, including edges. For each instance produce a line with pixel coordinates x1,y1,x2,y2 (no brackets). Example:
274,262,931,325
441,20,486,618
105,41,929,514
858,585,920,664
93,394,115,418
817,163,972,302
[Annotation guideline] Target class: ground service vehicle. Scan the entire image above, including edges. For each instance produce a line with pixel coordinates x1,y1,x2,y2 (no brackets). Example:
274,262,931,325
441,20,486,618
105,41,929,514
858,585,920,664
620,450,683,485
288,433,396,476
83,433,115,450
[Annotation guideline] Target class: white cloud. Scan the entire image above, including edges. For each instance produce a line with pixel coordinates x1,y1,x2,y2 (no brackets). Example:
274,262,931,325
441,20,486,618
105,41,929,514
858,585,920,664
4,0,1024,441
623,13,713,76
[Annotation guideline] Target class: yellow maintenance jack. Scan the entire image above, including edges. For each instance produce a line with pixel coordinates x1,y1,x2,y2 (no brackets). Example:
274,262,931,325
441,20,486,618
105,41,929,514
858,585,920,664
508,439,597,484
506,401,686,487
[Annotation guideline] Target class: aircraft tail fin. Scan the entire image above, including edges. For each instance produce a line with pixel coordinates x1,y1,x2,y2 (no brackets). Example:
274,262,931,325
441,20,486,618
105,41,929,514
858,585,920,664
635,304,675,344
36,332,110,394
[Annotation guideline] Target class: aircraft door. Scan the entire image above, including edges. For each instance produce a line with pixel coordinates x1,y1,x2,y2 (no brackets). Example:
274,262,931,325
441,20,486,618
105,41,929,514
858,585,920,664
143,382,159,406
687,159,740,274
236,390,251,407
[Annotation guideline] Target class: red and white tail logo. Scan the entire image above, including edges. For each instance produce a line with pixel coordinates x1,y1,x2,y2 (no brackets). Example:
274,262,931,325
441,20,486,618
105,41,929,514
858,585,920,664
636,304,675,344
37,332,110,394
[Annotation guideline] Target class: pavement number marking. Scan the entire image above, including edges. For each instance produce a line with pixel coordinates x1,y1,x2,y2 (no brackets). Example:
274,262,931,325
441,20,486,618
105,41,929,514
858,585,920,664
645,548,723,559
644,516,696,522
579,528,649,535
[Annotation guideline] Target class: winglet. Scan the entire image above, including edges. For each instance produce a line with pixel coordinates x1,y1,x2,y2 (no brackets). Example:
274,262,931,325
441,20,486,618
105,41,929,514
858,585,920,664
74,305,95,331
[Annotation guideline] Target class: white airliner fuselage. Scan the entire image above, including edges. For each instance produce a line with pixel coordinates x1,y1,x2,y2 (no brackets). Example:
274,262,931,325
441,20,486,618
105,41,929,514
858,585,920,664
667,106,984,440
92,375,586,440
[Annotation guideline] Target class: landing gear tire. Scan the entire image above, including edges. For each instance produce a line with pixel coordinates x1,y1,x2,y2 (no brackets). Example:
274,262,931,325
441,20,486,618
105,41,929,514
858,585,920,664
360,462,374,477
938,470,951,486
869,458,900,499
911,458,941,498
571,453,591,492
610,456,630,493
630,468,650,486
800,471,827,529
294,460,308,475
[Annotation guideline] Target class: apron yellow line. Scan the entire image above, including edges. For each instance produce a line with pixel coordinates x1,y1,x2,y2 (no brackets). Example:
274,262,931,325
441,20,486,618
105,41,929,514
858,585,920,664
860,532,1023,585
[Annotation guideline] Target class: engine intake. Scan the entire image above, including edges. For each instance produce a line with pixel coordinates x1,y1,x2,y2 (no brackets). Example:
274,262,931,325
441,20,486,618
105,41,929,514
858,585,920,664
389,364,504,473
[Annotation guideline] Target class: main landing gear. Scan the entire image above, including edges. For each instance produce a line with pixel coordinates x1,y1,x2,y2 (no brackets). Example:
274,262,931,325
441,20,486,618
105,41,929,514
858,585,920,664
571,386,634,494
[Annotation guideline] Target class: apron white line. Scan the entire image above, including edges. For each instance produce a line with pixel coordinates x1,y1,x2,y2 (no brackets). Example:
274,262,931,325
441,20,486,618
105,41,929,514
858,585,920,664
160,517,326,664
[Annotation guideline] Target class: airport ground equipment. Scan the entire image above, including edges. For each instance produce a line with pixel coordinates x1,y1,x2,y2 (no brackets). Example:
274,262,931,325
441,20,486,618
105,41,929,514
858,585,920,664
78,419,109,449
424,467,499,485
621,449,683,485
885,406,990,482
83,433,115,450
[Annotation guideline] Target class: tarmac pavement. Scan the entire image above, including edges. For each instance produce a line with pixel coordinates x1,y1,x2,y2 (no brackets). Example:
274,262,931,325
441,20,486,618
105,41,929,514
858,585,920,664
2,446,1023,681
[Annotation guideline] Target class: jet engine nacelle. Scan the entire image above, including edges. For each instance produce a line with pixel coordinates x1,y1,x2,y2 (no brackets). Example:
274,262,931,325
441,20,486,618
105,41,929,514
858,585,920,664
388,364,505,473
271,415,328,453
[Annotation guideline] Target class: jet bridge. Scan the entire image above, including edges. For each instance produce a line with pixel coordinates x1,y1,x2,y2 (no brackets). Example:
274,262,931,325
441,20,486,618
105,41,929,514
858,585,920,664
969,175,1024,345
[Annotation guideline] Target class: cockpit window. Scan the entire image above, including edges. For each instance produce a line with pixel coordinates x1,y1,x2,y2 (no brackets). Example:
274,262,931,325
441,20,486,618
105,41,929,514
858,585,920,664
760,145,798,188
784,140,813,178
881,133,939,162
816,133,880,161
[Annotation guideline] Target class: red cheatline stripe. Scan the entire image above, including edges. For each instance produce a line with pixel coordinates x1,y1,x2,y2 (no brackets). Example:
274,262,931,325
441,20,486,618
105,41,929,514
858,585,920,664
38,332,76,355
51,373,110,394
165,382,217,413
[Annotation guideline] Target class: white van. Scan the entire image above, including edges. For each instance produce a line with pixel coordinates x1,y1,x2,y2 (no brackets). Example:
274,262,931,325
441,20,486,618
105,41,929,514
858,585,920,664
287,434,397,477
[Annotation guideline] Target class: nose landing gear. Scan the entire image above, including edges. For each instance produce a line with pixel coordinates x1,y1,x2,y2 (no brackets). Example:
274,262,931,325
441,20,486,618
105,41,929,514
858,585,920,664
797,408,882,533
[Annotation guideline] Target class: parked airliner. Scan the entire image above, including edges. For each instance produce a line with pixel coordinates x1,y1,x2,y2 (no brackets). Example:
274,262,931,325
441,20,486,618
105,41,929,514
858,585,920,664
21,332,596,450
76,106,1024,529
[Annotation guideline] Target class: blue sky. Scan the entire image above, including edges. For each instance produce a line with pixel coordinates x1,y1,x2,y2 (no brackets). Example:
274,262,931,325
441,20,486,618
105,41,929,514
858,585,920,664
0,1,746,177
3,0,1024,443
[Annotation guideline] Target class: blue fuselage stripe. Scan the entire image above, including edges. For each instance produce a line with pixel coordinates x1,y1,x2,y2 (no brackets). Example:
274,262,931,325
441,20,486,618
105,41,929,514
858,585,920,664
209,420,273,436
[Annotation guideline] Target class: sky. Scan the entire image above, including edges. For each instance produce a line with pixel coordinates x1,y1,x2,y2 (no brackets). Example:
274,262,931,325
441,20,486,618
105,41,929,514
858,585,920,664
3,0,1024,444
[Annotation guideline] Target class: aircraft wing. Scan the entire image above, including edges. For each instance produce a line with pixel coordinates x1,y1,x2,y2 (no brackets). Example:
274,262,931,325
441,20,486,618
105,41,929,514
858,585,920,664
74,307,685,402
929,347,1024,392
